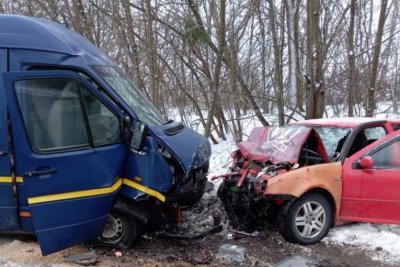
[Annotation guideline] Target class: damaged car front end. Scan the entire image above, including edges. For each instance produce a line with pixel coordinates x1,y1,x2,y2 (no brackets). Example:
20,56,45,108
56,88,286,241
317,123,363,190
213,126,342,245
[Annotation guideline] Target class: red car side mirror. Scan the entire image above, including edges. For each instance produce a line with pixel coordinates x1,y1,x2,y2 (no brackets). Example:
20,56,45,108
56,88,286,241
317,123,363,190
359,156,374,169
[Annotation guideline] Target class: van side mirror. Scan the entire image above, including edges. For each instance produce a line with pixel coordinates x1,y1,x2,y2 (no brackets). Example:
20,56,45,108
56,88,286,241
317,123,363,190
359,156,374,169
131,120,148,151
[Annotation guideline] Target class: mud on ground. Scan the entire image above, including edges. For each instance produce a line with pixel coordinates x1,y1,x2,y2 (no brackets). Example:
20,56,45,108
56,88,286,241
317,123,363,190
0,229,395,267
0,194,396,267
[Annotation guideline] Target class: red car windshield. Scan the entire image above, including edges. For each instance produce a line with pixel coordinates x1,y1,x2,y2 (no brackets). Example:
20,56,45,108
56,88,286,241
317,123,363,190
285,125,352,157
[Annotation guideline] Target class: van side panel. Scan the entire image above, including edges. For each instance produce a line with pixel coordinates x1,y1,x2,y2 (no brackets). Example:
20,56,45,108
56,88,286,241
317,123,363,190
0,48,20,230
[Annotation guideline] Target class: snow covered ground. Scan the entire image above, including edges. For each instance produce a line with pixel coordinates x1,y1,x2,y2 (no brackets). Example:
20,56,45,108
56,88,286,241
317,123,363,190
326,223,400,264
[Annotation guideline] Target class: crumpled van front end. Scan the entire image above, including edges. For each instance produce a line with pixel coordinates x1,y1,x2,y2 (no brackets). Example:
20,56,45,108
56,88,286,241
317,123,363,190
120,121,212,217
91,65,213,229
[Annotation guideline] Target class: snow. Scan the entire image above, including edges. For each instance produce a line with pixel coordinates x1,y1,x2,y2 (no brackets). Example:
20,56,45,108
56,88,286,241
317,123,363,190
325,223,400,264
208,134,237,179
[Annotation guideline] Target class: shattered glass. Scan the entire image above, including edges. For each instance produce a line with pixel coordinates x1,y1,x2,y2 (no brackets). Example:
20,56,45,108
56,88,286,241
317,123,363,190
286,125,351,157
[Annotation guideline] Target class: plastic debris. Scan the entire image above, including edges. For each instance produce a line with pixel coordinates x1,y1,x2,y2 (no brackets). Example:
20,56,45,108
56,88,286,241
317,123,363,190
216,244,247,262
114,251,122,257
272,254,318,267
232,230,267,238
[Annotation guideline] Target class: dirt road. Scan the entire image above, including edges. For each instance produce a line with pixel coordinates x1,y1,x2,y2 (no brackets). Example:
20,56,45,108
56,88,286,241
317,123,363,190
0,227,396,267
0,196,397,267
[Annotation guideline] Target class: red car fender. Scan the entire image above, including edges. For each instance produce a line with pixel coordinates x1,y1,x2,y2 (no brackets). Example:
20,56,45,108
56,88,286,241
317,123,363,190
265,162,343,222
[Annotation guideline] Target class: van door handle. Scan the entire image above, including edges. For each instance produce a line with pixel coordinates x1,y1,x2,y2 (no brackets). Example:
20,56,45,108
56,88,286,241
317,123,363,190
0,151,7,156
24,168,57,177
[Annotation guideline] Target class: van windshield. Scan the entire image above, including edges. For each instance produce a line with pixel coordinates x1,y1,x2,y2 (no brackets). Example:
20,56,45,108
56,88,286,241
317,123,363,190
92,65,165,126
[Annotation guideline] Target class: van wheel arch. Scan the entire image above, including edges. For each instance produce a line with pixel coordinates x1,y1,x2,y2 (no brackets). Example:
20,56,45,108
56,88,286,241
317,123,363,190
112,196,150,225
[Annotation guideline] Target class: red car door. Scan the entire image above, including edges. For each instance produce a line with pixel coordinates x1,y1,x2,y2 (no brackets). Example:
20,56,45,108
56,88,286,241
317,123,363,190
340,131,400,224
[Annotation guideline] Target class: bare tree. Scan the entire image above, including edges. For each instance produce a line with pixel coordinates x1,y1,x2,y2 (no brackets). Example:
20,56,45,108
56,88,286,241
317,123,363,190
366,0,389,117
347,0,356,116
268,0,285,125
306,0,324,119
286,0,303,112
3,0,400,138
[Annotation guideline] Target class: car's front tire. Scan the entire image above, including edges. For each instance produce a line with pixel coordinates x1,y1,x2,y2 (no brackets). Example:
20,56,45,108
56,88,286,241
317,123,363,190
99,210,142,249
281,192,332,245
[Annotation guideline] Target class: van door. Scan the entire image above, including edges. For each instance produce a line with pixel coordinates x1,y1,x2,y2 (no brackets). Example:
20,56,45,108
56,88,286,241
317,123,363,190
0,49,20,231
2,71,128,255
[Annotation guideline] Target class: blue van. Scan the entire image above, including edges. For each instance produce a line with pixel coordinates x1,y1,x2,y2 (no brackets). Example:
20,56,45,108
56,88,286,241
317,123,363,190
0,14,212,255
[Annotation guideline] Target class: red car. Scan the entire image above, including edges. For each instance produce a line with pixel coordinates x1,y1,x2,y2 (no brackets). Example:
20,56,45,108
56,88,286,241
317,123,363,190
214,117,400,245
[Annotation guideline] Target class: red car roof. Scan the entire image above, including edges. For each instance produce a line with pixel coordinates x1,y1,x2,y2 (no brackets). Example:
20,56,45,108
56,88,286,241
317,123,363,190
288,117,400,129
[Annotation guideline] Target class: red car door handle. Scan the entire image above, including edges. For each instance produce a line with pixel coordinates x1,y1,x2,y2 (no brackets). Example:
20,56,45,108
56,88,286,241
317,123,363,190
24,168,57,177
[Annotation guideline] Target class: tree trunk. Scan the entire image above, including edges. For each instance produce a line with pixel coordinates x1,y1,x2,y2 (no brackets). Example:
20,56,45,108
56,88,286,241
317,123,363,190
366,0,388,117
294,0,304,112
306,0,324,119
394,52,399,114
204,0,225,138
347,0,356,117
146,0,161,112
255,0,269,113
268,0,285,126
286,0,303,112
121,0,146,92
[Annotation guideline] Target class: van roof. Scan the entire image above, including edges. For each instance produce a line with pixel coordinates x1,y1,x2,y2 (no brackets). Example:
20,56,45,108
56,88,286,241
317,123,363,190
0,14,112,64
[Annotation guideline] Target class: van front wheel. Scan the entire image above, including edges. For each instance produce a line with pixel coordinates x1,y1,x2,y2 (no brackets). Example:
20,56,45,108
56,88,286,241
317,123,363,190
99,210,142,249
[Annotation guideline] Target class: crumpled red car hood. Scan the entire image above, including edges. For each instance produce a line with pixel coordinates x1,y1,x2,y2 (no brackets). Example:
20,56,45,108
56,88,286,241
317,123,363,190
237,127,329,164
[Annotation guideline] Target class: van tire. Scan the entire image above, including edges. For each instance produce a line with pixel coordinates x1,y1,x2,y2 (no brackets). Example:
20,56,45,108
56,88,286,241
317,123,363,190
280,193,332,245
99,210,142,249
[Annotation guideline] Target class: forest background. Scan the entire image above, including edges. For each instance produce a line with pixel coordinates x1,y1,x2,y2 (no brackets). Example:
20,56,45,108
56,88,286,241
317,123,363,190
1,0,398,143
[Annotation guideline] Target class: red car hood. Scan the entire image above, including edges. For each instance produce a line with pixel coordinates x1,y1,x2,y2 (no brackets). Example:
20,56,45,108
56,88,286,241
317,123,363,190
237,127,329,164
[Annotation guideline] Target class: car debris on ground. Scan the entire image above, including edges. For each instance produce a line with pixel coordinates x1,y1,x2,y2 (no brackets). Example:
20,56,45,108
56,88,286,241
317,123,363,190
216,244,247,262
64,251,98,266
